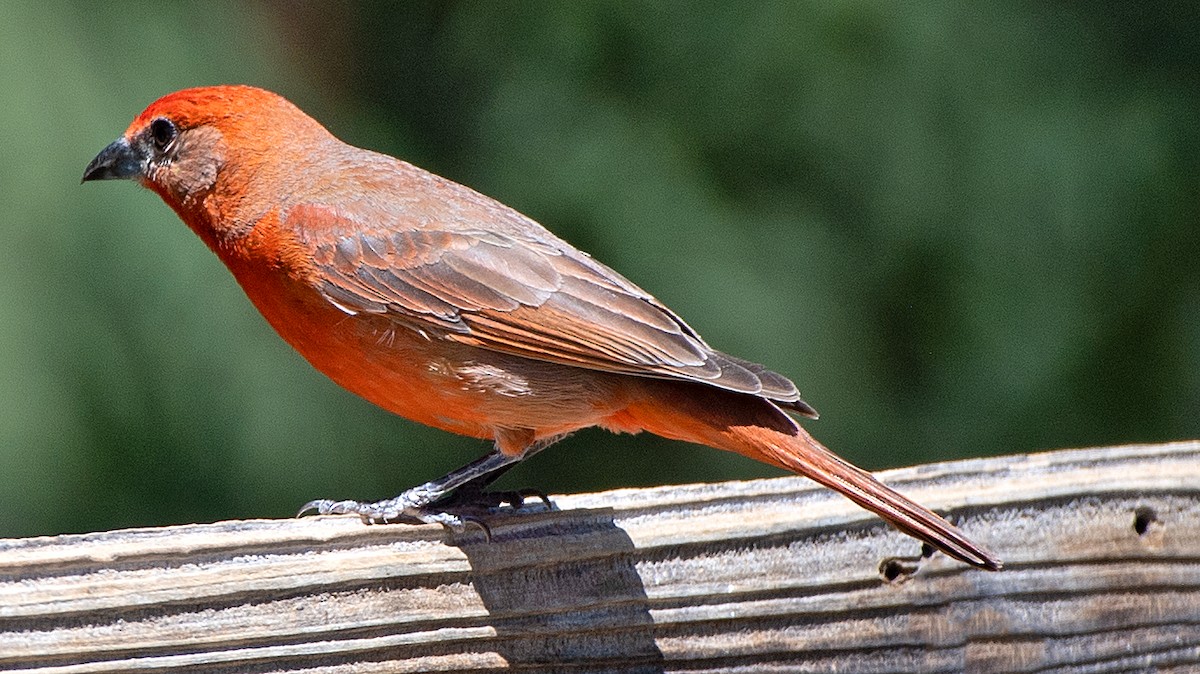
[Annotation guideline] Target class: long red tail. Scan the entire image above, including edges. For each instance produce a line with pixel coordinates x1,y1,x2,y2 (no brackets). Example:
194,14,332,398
731,422,1001,570
626,383,1002,570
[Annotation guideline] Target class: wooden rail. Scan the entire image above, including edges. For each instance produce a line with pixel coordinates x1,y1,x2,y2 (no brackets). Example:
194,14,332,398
1,441,1198,672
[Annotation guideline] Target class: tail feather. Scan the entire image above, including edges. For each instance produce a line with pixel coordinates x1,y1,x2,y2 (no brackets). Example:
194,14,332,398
739,423,1001,570
626,384,1001,571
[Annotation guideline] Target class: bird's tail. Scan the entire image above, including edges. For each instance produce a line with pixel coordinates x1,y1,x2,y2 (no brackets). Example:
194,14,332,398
625,383,1001,571
731,421,1001,570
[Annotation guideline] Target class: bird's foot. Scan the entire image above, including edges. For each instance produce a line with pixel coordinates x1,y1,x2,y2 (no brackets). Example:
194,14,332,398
298,481,466,526
298,484,553,532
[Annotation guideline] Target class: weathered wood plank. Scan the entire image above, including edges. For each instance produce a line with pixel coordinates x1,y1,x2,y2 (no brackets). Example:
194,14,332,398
1,441,1198,672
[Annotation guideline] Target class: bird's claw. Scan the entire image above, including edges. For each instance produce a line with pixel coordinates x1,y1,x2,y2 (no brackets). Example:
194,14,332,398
297,486,551,540
298,493,456,525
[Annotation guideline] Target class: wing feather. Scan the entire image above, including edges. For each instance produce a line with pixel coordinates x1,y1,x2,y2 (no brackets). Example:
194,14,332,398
293,204,809,410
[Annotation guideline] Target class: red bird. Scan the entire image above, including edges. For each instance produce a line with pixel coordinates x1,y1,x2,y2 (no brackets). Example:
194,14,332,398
83,86,999,570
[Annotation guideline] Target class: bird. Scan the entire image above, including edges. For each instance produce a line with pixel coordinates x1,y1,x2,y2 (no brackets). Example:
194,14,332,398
82,85,1000,570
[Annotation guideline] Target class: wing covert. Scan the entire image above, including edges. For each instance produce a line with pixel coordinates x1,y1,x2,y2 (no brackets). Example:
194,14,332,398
294,204,806,406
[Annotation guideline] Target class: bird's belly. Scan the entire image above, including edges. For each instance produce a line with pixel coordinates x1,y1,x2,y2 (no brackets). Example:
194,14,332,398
233,270,624,441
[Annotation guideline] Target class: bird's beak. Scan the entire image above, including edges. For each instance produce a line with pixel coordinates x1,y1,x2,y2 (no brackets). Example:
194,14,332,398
82,137,146,183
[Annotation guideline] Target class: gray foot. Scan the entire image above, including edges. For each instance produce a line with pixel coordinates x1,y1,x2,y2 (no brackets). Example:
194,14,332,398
297,483,551,531
297,449,554,532
298,481,470,526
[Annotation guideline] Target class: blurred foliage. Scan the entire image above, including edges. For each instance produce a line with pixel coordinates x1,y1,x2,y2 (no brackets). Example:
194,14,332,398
0,1,1196,537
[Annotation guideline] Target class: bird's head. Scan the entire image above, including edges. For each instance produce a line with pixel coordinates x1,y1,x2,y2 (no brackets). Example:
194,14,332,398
83,85,332,243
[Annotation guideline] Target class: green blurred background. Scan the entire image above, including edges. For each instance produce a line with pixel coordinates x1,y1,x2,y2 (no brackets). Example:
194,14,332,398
1,1,1197,538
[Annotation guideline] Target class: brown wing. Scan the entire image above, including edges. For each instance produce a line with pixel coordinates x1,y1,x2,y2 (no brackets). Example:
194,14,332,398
297,205,813,414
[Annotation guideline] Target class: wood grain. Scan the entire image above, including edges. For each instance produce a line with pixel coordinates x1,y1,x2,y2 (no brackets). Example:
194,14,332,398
2,441,1198,673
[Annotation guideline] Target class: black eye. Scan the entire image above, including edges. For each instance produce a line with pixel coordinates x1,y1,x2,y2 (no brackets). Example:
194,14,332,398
149,117,177,150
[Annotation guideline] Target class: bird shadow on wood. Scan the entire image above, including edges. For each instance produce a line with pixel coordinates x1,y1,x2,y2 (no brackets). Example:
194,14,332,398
454,506,666,672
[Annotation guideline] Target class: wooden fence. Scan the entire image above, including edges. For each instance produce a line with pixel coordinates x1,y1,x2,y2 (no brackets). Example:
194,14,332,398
2,441,1198,672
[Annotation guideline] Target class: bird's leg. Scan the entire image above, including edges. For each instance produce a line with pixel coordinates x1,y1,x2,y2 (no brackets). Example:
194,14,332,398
434,433,563,512
299,434,563,527
432,457,552,512
299,450,519,526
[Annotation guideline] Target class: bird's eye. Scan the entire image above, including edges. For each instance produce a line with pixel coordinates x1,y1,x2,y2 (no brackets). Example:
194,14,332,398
149,118,177,151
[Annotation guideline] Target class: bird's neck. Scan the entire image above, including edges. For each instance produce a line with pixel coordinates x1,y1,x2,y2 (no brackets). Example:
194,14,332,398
155,157,296,258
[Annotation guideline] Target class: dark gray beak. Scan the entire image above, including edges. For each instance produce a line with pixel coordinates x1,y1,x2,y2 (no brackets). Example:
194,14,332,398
82,137,146,183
